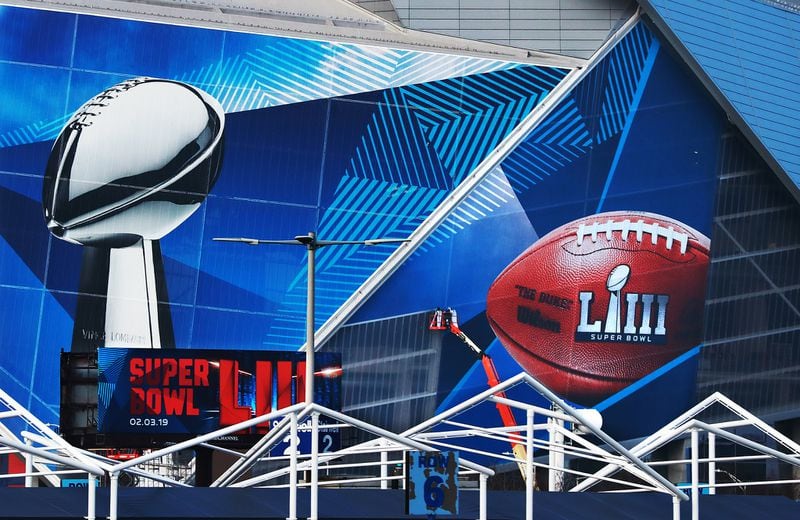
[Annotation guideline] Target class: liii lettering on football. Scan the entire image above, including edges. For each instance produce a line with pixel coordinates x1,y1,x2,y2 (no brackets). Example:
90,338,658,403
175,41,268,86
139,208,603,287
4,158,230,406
575,264,669,344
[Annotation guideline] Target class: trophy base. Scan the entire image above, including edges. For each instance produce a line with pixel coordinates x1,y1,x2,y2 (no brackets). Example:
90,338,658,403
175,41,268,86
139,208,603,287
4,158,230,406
71,239,175,351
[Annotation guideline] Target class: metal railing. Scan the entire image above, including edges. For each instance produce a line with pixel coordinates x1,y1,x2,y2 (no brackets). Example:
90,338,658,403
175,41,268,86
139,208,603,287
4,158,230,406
2,381,800,520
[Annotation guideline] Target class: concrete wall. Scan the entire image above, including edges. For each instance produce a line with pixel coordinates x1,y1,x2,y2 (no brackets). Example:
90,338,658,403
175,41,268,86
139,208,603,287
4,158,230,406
353,0,402,23
390,0,634,58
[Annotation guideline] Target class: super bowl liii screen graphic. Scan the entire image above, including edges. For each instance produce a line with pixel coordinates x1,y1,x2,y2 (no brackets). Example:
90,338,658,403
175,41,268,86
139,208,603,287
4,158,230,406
97,348,341,438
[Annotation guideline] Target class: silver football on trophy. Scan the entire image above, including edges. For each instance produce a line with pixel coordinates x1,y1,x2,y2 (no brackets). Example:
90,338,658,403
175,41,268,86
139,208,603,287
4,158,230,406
43,77,225,248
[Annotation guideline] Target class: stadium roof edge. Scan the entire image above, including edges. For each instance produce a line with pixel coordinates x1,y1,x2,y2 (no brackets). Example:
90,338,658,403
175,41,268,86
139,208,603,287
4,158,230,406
637,0,800,204
0,0,586,69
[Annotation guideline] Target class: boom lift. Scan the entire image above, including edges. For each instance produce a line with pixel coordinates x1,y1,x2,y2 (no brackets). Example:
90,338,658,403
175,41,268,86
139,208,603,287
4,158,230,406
429,308,528,480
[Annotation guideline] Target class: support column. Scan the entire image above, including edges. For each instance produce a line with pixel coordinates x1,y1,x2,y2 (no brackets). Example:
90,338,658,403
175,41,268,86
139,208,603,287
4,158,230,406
548,415,564,491
87,473,96,520
310,412,319,520
708,432,716,495
288,413,298,520
691,429,699,520
380,439,388,490
109,472,119,520
24,437,34,488
402,453,406,491
479,473,488,520
526,409,534,520
194,447,213,487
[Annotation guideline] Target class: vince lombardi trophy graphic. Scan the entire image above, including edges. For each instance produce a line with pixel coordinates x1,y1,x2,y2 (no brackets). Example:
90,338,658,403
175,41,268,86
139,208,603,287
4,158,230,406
604,264,630,333
43,78,225,351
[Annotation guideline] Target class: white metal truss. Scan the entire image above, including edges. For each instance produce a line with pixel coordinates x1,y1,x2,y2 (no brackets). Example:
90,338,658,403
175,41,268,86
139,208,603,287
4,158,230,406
573,392,800,520
201,371,688,519
402,371,689,520
105,402,494,520
4,382,800,520
0,387,109,487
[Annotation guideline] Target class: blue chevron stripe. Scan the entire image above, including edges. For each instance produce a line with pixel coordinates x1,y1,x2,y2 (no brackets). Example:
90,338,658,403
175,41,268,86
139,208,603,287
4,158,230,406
403,66,567,185
346,89,450,189
502,143,588,191
0,115,67,147
525,97,589,145
597,23,654,143
264,176,448,348
496,93,592,192
416,166,514,254
260,65,569,348
391,53,523,88
0,30,529,148
413,25,661,259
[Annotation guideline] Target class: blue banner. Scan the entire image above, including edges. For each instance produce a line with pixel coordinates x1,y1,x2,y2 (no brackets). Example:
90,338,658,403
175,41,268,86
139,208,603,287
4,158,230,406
406,450,460,516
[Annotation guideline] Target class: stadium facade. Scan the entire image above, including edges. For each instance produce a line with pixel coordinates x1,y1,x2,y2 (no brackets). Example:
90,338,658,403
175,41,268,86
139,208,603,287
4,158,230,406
0,0,799,491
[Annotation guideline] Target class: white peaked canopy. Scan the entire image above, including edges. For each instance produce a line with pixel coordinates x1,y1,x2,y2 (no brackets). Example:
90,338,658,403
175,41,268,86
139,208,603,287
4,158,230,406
1,0,583,68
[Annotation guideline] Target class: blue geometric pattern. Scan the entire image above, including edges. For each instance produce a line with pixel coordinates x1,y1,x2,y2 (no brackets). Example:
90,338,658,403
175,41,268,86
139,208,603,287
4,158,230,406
0,5,729,438
264,178,449,348
416,166,514,254
315,178,447,274
501,23,657,194
415,22,661,251
0,5,584,426
501,97,593,192
404,67,568,186
198,41,526,113
264,65,567,348
345,88,451,190
345,67,569,188
0,28,524,149
597,24,656,143
502,141,587,192
644,0,800,191
0,116,68,148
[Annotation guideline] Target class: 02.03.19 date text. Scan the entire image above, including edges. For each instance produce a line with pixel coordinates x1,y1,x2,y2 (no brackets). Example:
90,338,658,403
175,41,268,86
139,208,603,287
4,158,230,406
129,417,170,427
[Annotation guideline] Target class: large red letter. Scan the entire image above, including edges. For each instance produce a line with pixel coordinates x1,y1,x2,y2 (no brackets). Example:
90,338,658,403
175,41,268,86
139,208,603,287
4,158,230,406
219,360,251,428
129,359,144,385
255,361,273,434
145,389,161,414
162,388,185,415
276,361,293,410
161,358,178,385
194,359,209,386
130,388,145,415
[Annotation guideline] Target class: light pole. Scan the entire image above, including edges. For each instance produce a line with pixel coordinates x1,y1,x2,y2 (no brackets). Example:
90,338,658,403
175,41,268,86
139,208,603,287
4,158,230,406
212,232,410,404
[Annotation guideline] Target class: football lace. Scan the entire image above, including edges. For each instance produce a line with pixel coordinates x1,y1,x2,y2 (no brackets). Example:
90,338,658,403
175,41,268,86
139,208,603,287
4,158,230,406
69,77,150,129
575,219,689,254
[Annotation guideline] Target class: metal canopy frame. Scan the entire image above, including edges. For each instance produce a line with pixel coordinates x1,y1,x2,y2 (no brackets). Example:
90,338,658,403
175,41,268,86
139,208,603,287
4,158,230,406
402,371,689,520
108,402,494,520
0,387,108,519
2,384,800,520
0,387,108,483
572,391,800,520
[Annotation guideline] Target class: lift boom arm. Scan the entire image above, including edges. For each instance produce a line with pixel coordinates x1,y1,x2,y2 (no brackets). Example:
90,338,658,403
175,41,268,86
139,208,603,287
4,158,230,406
430,308,528,479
